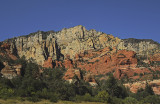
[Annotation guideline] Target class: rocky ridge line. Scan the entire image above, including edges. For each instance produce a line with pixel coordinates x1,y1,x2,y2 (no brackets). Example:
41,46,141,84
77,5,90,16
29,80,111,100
2,25,159,66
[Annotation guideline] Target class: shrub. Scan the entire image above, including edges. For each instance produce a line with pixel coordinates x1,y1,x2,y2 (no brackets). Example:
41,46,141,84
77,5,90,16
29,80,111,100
139,73,143,77
134,73,138,76
35,88,51,99
82,93,92,101
49,94,59,103
50,97,58,103
96,90,109,103
144,82,154,95
0,84,14,98
123,97,138,104
103,74,128,98
74,93,96,102
26,96,40,102
142,95,160,104
110,97,124,104
74,95,83,102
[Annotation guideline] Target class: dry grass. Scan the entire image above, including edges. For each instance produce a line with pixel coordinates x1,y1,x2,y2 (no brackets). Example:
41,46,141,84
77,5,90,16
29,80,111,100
56,101,105,104
0,99,105,104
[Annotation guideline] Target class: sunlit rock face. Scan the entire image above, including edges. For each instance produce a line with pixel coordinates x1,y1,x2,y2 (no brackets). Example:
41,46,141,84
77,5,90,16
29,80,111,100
5,25,159,67
118,38,160,56
0,25,159,85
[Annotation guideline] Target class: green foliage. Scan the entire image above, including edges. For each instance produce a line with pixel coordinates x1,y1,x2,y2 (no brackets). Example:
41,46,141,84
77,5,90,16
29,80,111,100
0,88,14,98
130,83,154,101
49,93,59,103
96,91,109,103
110,97,124,104
0,78,13,88
74,93,96,102
150,61,160,66
123,97,138,104
11,76,23,88
26,96,40,102
134,73,138,76
83,93,94,101
100,74,128,98
24,61,40,78
35,88,51,99
14,56,27,76
133,89,150,100
19,78,46,97
74,81,92,96
0,78,15,99
41,68,76,100
144,82,154,95
0,57,158,103
142,95,160,104
136,55,150,67
95,59,99,62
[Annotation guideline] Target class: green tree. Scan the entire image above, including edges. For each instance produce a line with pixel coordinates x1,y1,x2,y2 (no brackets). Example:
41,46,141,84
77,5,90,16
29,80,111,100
96,90,109,103
74,93,94,102
11,76,23,88
144,82,154,95
142,95,160,104
24,61,39,78
110,97,124,104
123,97,138,104
101,74,128,98
82,93,93,101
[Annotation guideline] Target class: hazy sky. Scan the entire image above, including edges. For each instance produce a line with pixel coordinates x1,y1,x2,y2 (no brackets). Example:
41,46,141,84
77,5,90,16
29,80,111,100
0,0,160,43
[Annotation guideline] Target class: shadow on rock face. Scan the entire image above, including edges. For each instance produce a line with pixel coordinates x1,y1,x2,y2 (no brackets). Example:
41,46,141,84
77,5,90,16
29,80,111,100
0,61,5,71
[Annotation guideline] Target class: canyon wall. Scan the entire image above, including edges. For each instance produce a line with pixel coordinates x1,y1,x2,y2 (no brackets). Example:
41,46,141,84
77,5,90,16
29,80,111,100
3,25,159,66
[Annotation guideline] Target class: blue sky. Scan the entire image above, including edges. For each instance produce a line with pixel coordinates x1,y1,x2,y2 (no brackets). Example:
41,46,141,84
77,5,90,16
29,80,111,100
0,0,160,43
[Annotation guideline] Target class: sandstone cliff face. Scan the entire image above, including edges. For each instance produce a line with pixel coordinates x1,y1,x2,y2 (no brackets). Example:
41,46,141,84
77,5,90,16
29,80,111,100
118,38,160,56
5,25,159,67
5,25,121,66
8,31,61,65
55,25,121,59
0,42,17,60
0,43,22,79
74,49,138,75
42,57,54,68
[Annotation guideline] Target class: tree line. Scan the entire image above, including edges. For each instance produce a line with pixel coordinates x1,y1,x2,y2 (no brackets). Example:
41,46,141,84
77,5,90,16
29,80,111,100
0,57,160,104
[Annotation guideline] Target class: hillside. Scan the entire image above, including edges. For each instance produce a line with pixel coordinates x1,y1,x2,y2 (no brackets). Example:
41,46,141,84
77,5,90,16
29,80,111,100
0,26,160,102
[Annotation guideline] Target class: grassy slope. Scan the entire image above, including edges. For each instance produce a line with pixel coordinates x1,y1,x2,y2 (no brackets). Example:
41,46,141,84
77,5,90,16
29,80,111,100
0,99,105,104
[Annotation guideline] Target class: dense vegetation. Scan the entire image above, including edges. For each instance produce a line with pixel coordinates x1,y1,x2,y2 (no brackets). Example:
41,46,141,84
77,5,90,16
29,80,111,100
0,57,160,104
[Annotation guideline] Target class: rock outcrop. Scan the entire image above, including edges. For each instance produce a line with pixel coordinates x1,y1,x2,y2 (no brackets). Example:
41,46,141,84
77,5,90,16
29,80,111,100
43,57,54,68
63,68,81,81
74,49,138,75
63,68,97,86
5,25,122,66
0,42,17,60
124,79,160,95
150,53,160,62
3,25,159,68
1,62,22,79
118,38,160,56
0,25,160,91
